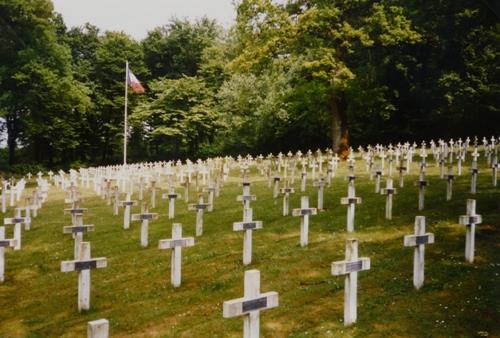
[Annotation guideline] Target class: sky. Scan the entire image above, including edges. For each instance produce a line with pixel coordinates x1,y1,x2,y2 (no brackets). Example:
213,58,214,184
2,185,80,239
52,0,237,40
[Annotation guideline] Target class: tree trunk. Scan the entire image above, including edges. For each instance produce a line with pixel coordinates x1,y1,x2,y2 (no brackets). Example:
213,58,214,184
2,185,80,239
331,94,349,158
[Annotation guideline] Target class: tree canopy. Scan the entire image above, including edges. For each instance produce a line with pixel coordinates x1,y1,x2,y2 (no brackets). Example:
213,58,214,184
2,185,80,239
0,0,498,169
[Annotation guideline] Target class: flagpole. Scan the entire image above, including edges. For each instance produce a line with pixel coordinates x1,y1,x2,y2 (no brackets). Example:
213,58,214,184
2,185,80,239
124,60,129,165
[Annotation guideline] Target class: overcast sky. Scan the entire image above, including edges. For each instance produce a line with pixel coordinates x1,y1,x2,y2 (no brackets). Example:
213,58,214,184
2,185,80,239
52,0,237,40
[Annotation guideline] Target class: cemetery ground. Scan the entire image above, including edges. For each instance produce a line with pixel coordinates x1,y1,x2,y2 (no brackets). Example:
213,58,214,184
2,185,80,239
0,160,499,337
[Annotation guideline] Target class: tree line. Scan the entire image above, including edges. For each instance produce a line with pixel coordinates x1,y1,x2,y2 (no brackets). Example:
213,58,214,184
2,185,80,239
0,0,498,171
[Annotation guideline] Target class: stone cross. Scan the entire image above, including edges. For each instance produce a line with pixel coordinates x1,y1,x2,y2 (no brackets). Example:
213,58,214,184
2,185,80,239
458,199,482,263
416,169,427,211
188,195,210,236
131,203,159,247
272,175,281,199
0,226,17,282
397,160,406,188
181,177,190,203
470,148,480,194
1,181,8,213
162,188,179,219
233,208,263,265
223,269,279,338
64,205,88,226
313,177,326,211
279,182,295,216
158,223,195,287
300,169,307,192
403,216,435,289
340,183,362,232
120,193,137,229
331,238,371,326
292,196,317,247
111,186,120,216
492,156,498,187
446,166,454,201
60,241,107,312
203,184,216,212
63,222,95,259
380,178,396,220
4,209,30,250
149,180,159,209
373,167,383,193
87,319,109,338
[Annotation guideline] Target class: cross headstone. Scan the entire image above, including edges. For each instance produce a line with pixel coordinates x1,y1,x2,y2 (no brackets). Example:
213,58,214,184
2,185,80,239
313,177,326,210
0,226,17,282
279,182,295,216
223,269,279,338
162,188,179,219
63,222,95,259
149,180,159,209
60,241,107,311
340,183,362,232
272,175,281,199
380,178,396,220
188,195,210,236
331,238,371,326
403,216,435,289
416,169,427,211
158,223,195,287
233,208,263,265
131,203,159,247
373,167,382,193
120,193,137,229
470,148,480,194
446,166,454,201
458,199,482,263
203,184,216,212
492,156,498,187
397,160,406,188
4,209,30,250
292,196,317,247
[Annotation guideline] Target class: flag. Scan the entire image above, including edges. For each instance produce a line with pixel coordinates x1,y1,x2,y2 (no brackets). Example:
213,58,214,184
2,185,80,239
127,69,145,93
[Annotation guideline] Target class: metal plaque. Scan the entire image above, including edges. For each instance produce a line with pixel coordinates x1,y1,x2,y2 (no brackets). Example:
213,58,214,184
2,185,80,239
196,204,208,210
415,235,429,245
168,194,178,199
301,209,313,216
75,260,97,270
242,222,257,230
348,198,359,204
419,181,427,187
140,214,155,220
0,240,11,247
71,226,88,233
242,297,267,312
171,239,186,247
345,260,362,273
123,201,135,206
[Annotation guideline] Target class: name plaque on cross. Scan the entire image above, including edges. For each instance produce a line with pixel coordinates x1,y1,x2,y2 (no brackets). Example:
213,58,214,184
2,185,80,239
345,260,363,273
242,297,267,312
459,215,482,224
122,201,135,206
0,239,16,247
75,260,97,270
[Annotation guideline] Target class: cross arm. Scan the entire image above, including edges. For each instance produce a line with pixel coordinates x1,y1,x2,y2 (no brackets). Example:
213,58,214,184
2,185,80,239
223,291,279,318
63,225,95,234
233,221,263,231
331,258,370,275
158,237,195,249
404,233,435,246
60,257,107,272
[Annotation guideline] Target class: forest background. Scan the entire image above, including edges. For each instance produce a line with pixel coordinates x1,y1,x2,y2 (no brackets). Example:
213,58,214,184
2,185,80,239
0,0,498,172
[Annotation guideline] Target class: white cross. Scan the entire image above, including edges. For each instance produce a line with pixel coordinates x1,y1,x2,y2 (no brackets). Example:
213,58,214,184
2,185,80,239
131,203,159,247
458,199,482,263
120,193,137,229
331,238,370,326
404,216,434,289
188,195,210,236
0,226,17,282
158,223,195,287
279,183,295,216
223,270,279,338
61,242,107,312
162,188,179,219
292,196,317,247
233,208,263,265
4,209,30,250
380,178,397,220
313,178,326,210
87,319,109,338
340,184,362,232
63,222,95,259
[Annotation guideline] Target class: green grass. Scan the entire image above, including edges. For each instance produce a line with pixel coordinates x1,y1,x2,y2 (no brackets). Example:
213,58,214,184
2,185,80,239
0,157,499,337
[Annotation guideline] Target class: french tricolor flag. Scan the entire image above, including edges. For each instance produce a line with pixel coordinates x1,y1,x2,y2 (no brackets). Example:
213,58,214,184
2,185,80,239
127,69,145,93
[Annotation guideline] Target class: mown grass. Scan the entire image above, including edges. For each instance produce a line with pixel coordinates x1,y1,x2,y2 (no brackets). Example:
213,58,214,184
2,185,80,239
0,156,499,337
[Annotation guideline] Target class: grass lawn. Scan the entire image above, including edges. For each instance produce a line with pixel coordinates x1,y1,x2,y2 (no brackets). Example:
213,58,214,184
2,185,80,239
0,155,499,337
